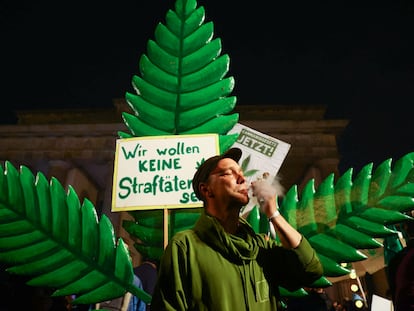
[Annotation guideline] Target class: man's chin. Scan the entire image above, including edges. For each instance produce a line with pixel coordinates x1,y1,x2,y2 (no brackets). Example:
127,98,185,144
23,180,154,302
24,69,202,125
241,197,249,206
233,196,249,207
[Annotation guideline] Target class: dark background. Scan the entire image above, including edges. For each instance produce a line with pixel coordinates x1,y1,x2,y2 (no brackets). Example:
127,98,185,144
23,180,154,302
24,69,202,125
2,0,414,172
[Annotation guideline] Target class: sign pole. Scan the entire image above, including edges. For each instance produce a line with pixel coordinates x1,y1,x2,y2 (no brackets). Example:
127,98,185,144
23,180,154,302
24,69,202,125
163,209,169,249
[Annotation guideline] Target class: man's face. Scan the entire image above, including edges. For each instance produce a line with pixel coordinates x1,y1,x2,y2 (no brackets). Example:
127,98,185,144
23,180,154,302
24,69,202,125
205,158,249,206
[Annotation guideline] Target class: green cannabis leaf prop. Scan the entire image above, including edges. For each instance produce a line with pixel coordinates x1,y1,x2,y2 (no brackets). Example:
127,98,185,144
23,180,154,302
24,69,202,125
293,152,414,277
118,0,238,152
0,161,151,305
243,153,414,299
248,152,414,281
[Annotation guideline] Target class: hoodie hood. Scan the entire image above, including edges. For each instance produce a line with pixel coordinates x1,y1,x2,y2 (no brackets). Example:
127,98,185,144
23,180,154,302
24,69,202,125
193,211,260,264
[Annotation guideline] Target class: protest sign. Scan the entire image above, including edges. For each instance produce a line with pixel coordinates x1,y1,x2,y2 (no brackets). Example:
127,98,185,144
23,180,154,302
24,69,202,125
228,123,291,184
112,134,219,211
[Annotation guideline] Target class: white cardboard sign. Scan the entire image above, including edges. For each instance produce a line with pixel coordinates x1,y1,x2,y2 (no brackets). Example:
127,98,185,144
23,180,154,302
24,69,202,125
111,134,219,212
228,123,291,184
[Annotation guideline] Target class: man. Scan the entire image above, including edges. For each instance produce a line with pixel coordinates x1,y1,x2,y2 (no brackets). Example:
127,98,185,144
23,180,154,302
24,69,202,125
151,148,323,310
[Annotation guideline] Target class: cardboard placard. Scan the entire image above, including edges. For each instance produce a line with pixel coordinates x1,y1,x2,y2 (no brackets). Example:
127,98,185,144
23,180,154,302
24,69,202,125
112,134,219,211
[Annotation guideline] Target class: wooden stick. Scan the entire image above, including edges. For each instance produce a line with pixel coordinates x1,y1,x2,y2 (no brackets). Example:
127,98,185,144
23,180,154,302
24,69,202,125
164,209,168,249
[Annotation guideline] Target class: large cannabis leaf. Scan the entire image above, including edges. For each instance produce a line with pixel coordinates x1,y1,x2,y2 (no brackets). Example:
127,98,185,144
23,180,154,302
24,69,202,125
118,0,238,152
0,161,151,304
243,153,414,298
275,152,414,278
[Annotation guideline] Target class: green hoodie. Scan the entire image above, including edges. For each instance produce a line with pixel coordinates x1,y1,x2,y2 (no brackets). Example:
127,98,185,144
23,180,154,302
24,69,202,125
151,211,323,311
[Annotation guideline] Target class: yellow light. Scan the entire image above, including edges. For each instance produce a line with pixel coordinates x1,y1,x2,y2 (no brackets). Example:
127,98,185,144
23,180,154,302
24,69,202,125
349,269,357,279
355,300,364,308
351,284,359,292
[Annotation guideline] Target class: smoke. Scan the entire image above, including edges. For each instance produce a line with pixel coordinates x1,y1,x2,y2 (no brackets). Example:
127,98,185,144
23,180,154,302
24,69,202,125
250,172,285,206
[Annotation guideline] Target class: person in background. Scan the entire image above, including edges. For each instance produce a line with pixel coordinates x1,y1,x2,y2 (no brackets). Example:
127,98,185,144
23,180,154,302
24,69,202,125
387,217,414,311
151,148,323,310
96,243,146,311
134,258,158,311
127,274,146,311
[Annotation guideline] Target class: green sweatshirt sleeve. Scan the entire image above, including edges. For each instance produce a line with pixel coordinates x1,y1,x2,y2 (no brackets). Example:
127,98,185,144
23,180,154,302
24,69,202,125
294,237,323,275
293,237,323,270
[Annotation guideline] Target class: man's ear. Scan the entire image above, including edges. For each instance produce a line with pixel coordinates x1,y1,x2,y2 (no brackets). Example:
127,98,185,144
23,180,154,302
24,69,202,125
199,183,210,198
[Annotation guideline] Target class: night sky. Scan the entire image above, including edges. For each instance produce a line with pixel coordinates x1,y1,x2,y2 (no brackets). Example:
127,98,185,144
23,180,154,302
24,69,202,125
2,0,414,172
